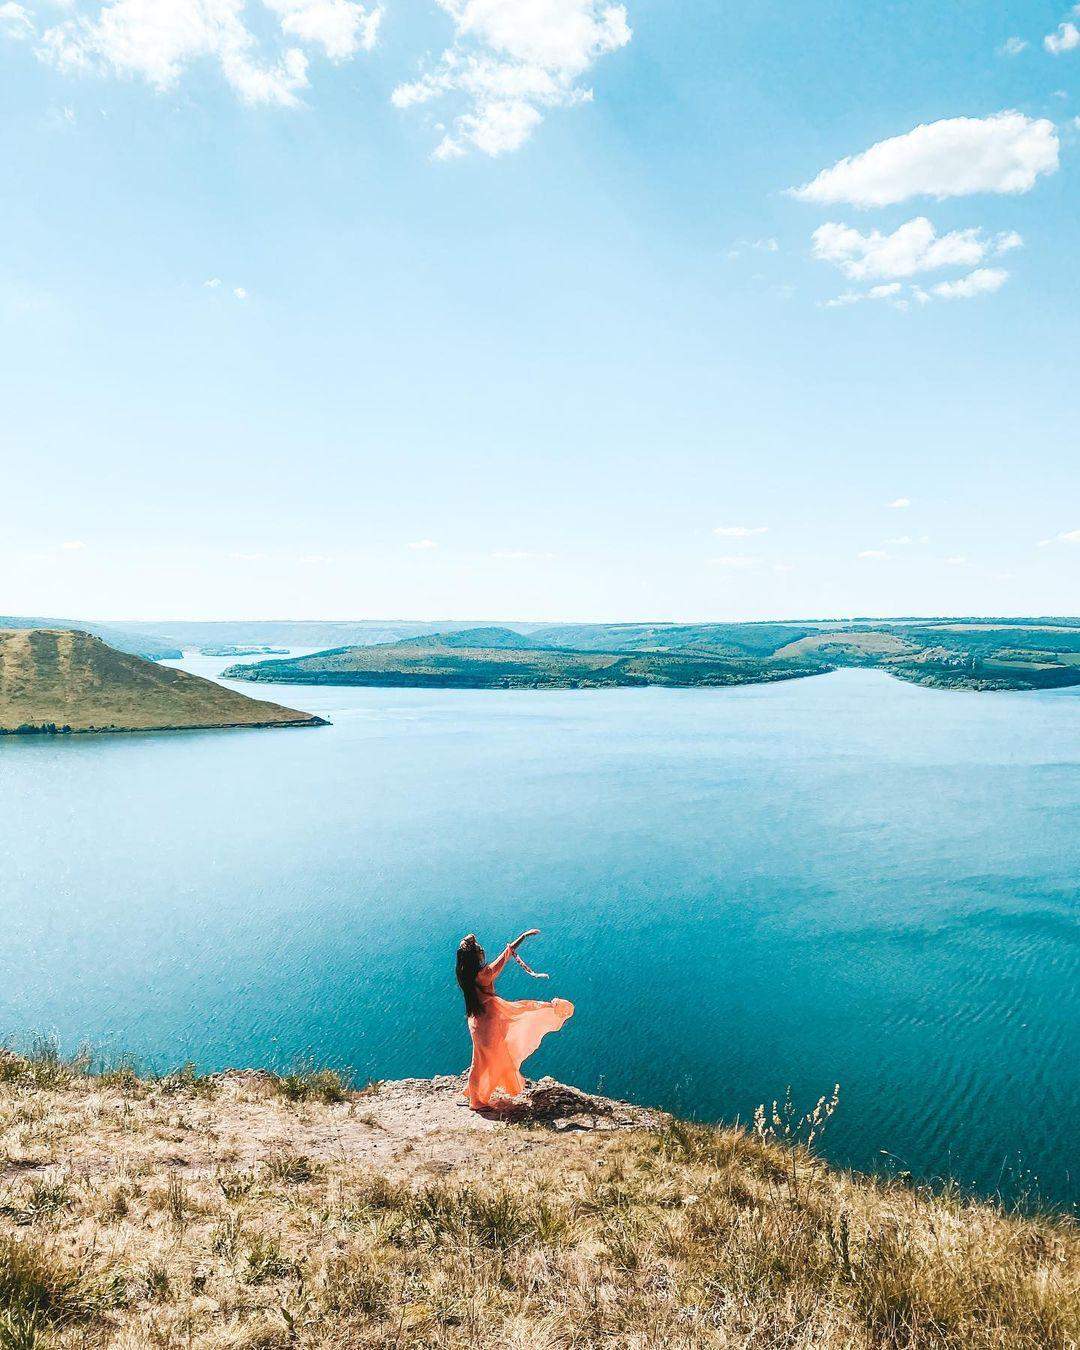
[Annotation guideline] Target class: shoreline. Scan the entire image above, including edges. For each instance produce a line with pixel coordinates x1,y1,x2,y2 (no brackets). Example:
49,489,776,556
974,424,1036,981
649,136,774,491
0,716,329,736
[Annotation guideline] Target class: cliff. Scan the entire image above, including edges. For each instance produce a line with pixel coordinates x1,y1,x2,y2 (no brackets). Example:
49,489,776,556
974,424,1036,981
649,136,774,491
0,1053,1073,1348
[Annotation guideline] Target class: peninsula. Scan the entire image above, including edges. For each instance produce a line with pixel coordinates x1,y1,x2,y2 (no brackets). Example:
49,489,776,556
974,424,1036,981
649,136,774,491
223,619,1080,693
0,629,326,734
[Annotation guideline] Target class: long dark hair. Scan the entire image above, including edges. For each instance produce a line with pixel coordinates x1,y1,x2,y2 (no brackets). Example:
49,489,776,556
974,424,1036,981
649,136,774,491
456,934,486,1017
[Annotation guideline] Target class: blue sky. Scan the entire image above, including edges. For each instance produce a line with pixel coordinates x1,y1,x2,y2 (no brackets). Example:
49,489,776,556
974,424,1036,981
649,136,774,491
1,0,1078,622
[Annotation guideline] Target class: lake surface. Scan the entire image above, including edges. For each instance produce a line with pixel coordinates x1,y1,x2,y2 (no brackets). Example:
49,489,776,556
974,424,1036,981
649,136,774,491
2,658,1077,1208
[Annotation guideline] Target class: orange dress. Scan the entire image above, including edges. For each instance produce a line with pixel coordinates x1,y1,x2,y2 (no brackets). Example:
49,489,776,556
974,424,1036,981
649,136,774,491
466,947,574,1109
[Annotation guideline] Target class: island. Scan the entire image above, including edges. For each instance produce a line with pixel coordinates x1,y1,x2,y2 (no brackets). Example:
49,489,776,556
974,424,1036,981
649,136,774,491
0,628,327,734
223,619,1080,693
0,1052,1072,1347
199,645,290,657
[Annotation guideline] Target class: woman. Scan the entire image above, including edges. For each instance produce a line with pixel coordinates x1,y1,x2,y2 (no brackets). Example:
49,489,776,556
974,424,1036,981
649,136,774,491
457,930,574,1109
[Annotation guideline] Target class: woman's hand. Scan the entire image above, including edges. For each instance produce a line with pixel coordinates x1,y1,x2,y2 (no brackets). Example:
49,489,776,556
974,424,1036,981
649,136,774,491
510,929,540,951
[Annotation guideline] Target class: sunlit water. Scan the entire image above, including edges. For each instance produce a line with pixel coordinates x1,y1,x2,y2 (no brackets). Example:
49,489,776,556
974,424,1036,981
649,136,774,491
2,655,1077,1207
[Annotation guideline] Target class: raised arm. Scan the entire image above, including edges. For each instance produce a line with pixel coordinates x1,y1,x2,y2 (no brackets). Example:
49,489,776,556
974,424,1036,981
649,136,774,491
482,929,540,982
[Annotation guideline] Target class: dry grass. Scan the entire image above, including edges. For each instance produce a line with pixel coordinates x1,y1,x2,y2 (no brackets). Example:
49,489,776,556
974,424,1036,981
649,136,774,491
0,1052,1074,1348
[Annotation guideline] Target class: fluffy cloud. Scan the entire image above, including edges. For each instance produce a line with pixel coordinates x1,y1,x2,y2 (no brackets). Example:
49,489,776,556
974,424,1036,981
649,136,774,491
263,0,381,61
713,525,768,538
1000,36,1027,56
392,0,631,158
888,498,911,509
791,112,1059,207
408,538,438,550
928,267,1008,300
32,0,380,107
1045,8,1080,54
1037,528,1080,546
811,217,1021,282
857,549,889,561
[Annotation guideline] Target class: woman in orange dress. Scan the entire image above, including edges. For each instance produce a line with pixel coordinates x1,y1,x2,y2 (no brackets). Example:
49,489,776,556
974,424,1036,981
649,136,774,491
456,930,574,1109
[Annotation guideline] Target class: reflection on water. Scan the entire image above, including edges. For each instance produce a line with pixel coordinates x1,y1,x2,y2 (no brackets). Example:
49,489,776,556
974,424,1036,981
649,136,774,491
1,658,1077,1207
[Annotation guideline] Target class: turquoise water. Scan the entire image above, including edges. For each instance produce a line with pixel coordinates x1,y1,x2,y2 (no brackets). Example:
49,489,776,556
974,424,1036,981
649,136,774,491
1,658,1077,1207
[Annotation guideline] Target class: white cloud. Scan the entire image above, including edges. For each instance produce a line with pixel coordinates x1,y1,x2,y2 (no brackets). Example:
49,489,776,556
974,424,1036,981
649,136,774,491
708,555,758,569
811,217,1020,282
943,555,968,566
1045,11,1080,54
1038,528,1080,546
262,0,380,61
727,237,780,260
203,277,222,288
931,267,1008,299
298,552,334,563
491,548,556,559
1000,36,1027,56
33,0,379,107
392,0,631,158
858,549,889,560
60,539,86,550
408,538,439,550
713,525,768,538
823,282,904,309
790,112,1059,207
888,498,911,509
0,3,34,39
233,285,248,299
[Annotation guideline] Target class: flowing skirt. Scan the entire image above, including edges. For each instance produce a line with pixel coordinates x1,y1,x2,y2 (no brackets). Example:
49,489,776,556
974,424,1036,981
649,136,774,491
466,994,574,1108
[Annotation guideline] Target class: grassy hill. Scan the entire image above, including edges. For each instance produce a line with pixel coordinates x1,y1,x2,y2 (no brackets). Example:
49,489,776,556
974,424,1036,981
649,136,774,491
0,1053,1073,1348
224,638,819,690
224,620,1080,693
0,629,326,734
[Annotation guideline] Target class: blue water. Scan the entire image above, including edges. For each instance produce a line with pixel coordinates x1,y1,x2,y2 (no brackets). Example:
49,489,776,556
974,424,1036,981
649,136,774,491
1,657,1077,1208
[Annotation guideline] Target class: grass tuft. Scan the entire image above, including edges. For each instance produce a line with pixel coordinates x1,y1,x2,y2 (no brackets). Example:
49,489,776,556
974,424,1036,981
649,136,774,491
273,1063,351,1104
0,1235,96,1327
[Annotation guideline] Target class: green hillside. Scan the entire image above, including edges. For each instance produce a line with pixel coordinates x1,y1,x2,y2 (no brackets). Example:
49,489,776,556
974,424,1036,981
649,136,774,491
0,629,327,734
224,638,820,690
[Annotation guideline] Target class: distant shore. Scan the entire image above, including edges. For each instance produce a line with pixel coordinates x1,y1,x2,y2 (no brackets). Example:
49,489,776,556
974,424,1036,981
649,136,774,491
222,618,1080,694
